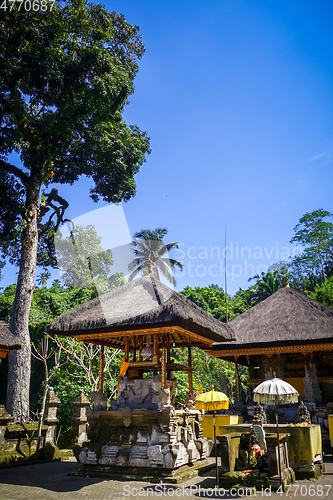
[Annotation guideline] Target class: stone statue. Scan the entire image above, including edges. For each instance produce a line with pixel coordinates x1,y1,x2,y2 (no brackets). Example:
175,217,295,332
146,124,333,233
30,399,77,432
297,401,311,424
252,402,267,426
303,370,314,402
185,391,199,410
264,371,273,380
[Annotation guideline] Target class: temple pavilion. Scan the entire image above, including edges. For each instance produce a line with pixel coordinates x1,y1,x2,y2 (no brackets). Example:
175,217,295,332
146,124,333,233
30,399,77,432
208,280,333,404
0,321,21,359
47,276,234,472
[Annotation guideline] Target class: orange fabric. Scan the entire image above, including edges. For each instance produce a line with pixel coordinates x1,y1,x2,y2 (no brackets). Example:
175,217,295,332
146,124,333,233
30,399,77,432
117,360,130,393
119,361,130,378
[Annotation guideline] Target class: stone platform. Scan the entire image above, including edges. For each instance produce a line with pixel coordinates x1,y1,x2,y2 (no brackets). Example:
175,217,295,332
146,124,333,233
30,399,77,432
70,458,213,484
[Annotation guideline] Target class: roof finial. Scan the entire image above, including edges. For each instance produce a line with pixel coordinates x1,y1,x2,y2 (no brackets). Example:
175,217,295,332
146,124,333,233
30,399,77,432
282,276,290,288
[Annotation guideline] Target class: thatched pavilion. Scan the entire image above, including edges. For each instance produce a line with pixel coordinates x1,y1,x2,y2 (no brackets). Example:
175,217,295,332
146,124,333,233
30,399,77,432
208,281,333,404
47,276,234,474
0,321,21,358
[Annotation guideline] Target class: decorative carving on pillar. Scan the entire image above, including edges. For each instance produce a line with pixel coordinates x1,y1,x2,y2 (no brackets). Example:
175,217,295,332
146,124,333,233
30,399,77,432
308,359,322,403
43,387,61,446
71,391,90,444
303,371,314,403
262,356,271,377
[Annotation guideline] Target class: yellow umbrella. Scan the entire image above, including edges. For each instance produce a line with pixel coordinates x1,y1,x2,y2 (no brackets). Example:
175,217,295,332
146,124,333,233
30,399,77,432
195,385,229,485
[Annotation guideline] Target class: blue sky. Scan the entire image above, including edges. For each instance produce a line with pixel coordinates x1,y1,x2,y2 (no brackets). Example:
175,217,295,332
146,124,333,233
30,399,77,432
2,0,333,294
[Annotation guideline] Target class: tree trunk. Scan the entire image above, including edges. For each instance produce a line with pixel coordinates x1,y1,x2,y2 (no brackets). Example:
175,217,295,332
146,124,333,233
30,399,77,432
6,178,40,422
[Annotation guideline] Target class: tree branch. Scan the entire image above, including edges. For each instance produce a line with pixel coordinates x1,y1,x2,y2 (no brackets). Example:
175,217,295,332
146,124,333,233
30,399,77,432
0,159,29,186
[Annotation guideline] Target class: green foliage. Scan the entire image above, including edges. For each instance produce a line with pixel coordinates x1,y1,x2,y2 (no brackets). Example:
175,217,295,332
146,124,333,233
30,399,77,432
171,347,248,404
308,276,333,307
248,270,284,304
289,209,333,289
55,224,114,292
0,0,151,266
180,284,253,322
128,228,183,284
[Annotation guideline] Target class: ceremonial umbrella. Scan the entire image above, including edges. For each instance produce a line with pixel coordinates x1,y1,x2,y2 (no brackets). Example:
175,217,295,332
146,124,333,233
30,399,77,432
253,374,299,487
195,386,229,485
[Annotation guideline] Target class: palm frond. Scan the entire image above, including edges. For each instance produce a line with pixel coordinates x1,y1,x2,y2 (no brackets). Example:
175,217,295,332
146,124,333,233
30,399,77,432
157,242,180,256
128,265,145,281
128,258,141,271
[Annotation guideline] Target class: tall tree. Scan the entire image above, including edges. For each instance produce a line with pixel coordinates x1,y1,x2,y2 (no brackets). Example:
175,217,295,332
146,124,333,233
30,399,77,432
128,228,183,284
55,224,113,293
290,209,333,286
0,2,150,420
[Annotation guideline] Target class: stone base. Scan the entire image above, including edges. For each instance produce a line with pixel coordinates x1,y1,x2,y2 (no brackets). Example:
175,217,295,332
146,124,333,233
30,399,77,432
293,461,325,479
268,467,296,491
70,458,212,484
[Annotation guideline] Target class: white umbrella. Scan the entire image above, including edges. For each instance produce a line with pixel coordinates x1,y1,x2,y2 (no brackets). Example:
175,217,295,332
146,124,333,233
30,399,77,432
253,374,299,487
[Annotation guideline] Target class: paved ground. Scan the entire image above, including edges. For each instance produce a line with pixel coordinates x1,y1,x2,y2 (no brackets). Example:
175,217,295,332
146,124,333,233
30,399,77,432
0,457,333,500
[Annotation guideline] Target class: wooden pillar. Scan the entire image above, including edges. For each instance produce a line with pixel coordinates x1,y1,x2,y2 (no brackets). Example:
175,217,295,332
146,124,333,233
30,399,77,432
246,354,252,398
139,337,143,362
234,356,240,401
133,337,137,362
153,333,158,358
167,333,171,364
125,337,129,362
188,340,193,394
98,343,105,392
161,335,166,389
166,333,171,378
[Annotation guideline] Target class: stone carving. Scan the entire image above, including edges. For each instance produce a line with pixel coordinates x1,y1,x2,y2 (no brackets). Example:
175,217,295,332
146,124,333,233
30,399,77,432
76,377,208,470
308,360,322,403
185,391,199,409
304,371,314,402
250,426,259,447
90,391,107,410
252,402,267,426
297,401,311,423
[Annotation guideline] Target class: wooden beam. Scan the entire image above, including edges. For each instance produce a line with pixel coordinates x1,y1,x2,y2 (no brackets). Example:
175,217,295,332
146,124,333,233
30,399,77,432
206,342,333,359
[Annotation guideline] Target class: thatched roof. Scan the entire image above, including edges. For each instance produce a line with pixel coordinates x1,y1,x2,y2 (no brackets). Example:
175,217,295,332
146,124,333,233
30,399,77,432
0,321,21,351
47,276,234,348
210,286,333,355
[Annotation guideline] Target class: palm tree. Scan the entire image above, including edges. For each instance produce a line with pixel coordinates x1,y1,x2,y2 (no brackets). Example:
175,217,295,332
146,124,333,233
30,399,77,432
249,271,284,303
128,228,183,285
36,270,51,287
